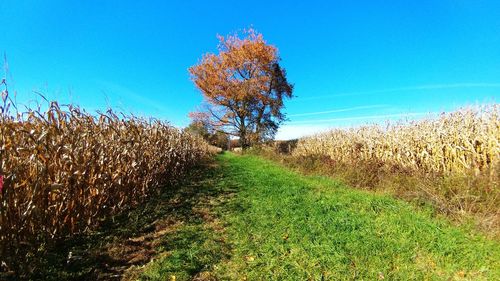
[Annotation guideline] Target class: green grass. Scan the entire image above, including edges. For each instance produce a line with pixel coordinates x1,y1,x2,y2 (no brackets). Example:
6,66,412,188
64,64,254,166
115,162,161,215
138,152,500,280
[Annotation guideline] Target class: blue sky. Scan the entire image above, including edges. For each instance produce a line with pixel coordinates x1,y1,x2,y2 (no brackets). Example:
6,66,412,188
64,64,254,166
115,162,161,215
1,1,499,139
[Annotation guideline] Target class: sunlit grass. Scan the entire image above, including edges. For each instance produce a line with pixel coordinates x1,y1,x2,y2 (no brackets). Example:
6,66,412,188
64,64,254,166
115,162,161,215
140,153,500,280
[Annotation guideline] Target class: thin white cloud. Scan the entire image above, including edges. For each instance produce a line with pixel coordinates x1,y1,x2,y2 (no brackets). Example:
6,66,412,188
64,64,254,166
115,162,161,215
296,83,500,101
276,124,333,140
287,112,431,125
288,104,387,117
97,80,170,113
277,111,441,139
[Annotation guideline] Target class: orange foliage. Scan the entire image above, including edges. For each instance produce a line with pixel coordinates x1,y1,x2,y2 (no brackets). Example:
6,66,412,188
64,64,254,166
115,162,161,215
189,28,293,147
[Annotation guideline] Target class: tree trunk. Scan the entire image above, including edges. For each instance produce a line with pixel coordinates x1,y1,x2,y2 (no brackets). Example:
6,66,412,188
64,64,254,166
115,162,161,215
239,130,250,149
238,116,250,149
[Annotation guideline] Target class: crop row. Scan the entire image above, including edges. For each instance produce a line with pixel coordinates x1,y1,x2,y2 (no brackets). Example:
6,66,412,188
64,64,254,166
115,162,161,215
0,95,214,271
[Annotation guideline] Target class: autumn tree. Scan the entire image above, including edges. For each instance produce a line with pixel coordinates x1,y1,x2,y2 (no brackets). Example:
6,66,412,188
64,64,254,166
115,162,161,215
189,29,293,148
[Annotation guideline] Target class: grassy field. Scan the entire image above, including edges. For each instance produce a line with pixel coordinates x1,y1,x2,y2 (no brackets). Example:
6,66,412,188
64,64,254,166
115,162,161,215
136,153,499,280
266,106,500,233
27,152,499,280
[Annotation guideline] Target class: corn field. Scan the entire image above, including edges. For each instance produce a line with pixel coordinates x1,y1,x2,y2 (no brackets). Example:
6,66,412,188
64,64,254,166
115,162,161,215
0,87,215,269
294,105,500,178
291,105,500,225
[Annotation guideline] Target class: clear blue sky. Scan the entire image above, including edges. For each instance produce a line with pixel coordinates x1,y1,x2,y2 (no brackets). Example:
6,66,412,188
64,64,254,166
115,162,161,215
1,1,499,139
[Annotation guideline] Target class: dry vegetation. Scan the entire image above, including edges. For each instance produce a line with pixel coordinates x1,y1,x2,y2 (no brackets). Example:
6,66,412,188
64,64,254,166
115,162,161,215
294,105,499,177
0,87,216,273
266,105,500,233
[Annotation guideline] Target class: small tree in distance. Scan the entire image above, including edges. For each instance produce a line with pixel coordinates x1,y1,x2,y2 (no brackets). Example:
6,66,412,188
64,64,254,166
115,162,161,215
189,28,293,148
184,119,230,150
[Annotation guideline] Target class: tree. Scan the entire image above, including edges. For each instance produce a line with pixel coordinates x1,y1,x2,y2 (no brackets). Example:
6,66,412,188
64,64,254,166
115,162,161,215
184,119,210,140
189,29,293,148
184,119,230,150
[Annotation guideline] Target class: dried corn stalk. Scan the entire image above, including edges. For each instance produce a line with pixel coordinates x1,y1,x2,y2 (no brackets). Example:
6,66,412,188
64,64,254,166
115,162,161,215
0,88,214,268
294,105,500,178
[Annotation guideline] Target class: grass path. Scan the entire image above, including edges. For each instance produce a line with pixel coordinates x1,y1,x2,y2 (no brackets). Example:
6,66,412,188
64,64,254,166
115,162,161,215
139,153,499,280
34,152,499,280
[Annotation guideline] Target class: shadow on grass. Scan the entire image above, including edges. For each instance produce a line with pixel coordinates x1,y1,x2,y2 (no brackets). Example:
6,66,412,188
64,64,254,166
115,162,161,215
24,160,236,281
